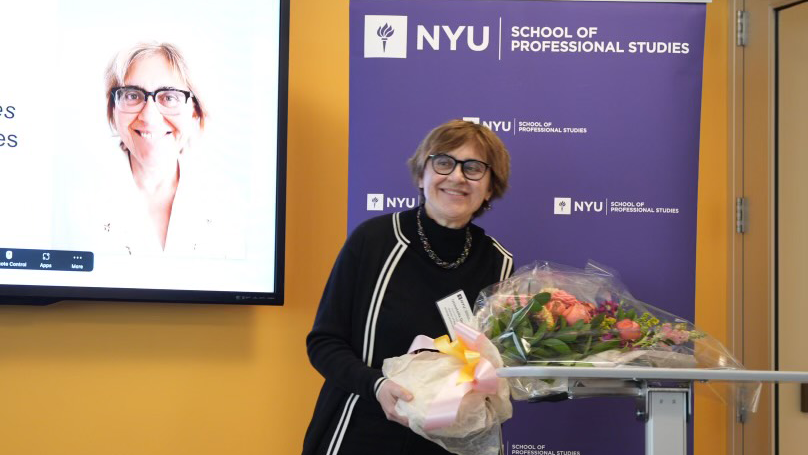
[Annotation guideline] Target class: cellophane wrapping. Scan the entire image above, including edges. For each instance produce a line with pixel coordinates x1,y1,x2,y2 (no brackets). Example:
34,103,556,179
474,261,761,410
382,326,512,455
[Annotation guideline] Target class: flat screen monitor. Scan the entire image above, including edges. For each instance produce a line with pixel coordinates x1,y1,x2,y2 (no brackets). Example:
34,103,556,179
0,0,288,305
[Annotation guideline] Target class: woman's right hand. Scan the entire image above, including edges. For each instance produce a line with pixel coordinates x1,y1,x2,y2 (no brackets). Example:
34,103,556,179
376,379,413,427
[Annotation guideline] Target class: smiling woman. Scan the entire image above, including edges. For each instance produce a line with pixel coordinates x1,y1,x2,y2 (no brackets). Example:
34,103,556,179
82,42,244,258
103,43,206,252
304,120,513,455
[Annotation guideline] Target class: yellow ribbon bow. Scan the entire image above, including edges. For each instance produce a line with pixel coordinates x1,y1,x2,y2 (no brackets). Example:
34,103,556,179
433,335,481,384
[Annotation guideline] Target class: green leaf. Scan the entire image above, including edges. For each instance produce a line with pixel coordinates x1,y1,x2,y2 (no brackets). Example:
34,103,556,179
488,318,502,337
617,307,625,321
501,307,513,323
502,351,527,366
541,338,572,355
560,317,568,329
496,311,513,333
555,332,578,343
524,335,540,347
510,304,531,327
529,346,553,359
499,333,514,348
572,320,584,330
528,292,551,312
627,309,637,320
582,335,594,355
533,321,547,341
504,345,526,361
553,354,585,363
590,313,605,329
514,316,529,329
518,322,534,339
490,318,503,338
589,339,621,354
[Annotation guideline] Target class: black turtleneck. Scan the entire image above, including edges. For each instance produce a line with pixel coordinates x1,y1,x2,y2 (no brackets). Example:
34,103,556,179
416,206,469,265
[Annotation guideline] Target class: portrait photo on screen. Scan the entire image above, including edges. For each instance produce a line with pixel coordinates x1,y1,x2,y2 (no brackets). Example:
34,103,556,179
0,0,284,298
57,41,248,259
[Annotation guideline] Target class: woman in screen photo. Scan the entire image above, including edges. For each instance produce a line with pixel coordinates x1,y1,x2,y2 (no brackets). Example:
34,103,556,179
303,120,514,455
96,42,244,257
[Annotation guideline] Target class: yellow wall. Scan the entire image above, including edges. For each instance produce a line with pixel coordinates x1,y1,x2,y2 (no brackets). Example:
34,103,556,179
695,1,730,454
0,1,729,454
0,1,343,453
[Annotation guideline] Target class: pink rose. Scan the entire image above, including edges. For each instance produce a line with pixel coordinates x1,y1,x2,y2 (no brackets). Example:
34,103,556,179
545,290,580,316
503,294,533,309
669,331,690,344
552,290,579,306
561,302,593,325
615,319,642,341
659,323,690,345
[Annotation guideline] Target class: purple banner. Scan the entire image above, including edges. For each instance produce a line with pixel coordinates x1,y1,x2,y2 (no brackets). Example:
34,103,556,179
350,1,705,454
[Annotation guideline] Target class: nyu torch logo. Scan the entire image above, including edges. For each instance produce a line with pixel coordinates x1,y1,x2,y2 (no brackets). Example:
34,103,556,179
365,15,408,58
377,23,395,52
554,197,572,215
368,193,384,211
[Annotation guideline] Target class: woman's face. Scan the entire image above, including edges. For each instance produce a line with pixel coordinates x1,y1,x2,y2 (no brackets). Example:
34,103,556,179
113,54,197,170
419,142,493,228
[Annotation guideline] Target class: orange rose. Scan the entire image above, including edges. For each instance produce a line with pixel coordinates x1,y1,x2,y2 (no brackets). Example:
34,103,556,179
615,319,642,341
545,290,579,316
561,302,592,325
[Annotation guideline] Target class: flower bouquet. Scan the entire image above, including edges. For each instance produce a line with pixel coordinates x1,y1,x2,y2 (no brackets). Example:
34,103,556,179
475,261,760,407
382,323,512,455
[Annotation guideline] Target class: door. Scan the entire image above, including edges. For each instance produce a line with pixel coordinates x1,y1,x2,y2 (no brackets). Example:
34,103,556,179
734,1,808,454
775,2,808,453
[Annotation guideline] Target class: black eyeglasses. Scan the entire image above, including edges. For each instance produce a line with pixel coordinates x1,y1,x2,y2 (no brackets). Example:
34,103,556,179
112,86,194,115
428,154,491,181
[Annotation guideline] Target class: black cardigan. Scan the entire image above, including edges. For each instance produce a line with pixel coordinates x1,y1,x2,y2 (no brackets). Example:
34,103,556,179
304,208,513,455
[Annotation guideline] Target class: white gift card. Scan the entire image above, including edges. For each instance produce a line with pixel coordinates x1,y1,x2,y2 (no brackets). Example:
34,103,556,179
436,290,474,341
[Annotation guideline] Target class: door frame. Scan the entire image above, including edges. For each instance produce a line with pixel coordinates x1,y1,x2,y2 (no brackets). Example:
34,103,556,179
729,1,802,454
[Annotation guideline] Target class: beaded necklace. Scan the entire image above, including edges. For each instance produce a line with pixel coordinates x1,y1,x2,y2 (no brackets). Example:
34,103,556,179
416,205,472,270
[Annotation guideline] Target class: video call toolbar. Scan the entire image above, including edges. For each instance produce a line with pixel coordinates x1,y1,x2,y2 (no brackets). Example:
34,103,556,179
0,248,94,272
